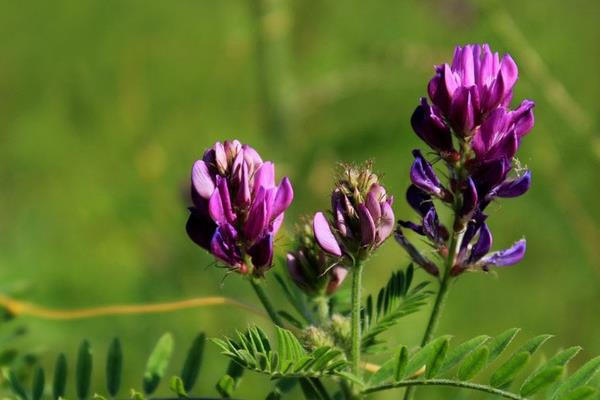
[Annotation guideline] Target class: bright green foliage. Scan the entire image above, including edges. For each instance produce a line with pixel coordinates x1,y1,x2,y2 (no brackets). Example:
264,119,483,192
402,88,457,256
143,333,174,394
169,376,188,398
213,326,351,380
361,265,433,352
362,331,600,400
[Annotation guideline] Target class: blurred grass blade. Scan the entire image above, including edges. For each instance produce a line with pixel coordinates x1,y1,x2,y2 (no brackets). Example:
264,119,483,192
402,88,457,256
106,337,123,397
32,367,45,400
76,340,93,400
181,333,205,392
3,368,29,400
143,332,174,394
53,353,68,400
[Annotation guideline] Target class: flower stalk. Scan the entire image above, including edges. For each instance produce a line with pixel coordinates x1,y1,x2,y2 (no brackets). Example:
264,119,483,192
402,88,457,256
350,259,364,381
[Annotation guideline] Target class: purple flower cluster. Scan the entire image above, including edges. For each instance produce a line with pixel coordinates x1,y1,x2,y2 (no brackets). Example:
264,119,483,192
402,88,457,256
312,163,395,262
186,140,293,276
397,44,534,276
286,218,348,296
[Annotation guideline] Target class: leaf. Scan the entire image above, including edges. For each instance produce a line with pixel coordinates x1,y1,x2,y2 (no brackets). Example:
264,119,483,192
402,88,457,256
553,356,600,399
180,333,205,392
129,389,146,400
76,340,93,400
439,335,490,375
557,386,597,400
520,347,582,397
458,346,489,381
169,376,188,398
215,374,235,398
367,359,394,386
426,338,449,378
32,367,45,400
490,351,531,388
488,328,521,364
361,267,432,351
405,336,452,378
106,338,123,397
3,368,29,400
53,353,68,400
394,346,408,382
143,333,174,395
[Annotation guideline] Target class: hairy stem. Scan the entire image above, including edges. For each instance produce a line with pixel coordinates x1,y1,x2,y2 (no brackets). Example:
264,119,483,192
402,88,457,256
363,379,523,399
350,260,365,384
250,277,284,327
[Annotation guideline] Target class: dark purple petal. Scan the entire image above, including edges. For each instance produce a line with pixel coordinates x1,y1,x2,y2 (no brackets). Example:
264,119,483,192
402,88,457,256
248,234,274,270
332,190,350,238
313,212,342,257
271,177,294,219
398,220,424,235
286,253,304,285
460,178,479,217
482,239,526,268
410,150,443,197
422,207,440,242
357,203,376,246
186,208,217,250
449,86,477,135
244,196,267,241
492,170,531,198
406,185,433,216
469,223,492,263
411,98,454,153
210,224,242,266
395,227,439,276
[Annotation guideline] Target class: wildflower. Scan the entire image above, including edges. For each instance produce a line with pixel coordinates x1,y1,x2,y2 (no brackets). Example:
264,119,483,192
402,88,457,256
186,140,293,276
313,163,395,262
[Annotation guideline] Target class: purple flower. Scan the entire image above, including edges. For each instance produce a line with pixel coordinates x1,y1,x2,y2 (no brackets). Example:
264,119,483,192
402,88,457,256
410,150,451,201
428,44,518,135
187,140,294,276
411,98,457,160
313,164,395,261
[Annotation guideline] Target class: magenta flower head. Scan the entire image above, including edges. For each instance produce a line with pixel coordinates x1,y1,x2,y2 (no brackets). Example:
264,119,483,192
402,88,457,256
186,140,294,277
286,217,348,296
399,44,534,277
313,163,395,263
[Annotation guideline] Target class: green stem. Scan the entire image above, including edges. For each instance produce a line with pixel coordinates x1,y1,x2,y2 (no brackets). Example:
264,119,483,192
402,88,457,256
350,260,365,382
250,277,283,327
362,379,524,399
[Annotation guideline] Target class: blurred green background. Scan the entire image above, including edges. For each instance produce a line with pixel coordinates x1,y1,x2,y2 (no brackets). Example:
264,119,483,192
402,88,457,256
1,0,599,398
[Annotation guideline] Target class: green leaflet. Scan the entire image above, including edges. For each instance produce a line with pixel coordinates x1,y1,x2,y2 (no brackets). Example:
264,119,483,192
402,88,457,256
557,386,597,400
488,328,521,364
52,353,68,400
520,365,564,396
394,346,409,382
552,356,600,399
76,340,93,400
520,347,582,396
405,336,452,379
142,333,174,395
106,337,123,397
438,335,490,375
458,346,489,381
3,368,28,400
180,333,205,392
169,376,188,398
490,334,552,388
